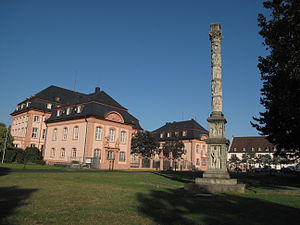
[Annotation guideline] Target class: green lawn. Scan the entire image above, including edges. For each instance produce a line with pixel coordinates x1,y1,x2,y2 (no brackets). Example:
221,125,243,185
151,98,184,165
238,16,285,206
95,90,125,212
0,164,300,225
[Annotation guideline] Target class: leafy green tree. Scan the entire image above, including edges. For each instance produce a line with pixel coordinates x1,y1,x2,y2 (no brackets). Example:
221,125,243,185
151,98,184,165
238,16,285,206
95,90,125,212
161,138,184,171
0,123,13,151
252,0,300,158
131,131,159,158
228,154,241,171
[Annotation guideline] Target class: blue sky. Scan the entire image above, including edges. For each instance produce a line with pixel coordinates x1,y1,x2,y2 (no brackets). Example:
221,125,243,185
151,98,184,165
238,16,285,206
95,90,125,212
0,0,268,139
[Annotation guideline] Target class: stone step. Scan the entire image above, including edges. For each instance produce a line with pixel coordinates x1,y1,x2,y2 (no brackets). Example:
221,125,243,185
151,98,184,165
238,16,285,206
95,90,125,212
195,178,237,185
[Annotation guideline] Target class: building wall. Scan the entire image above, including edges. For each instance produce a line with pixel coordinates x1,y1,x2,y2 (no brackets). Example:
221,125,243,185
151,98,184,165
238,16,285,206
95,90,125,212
11,110,50,149
44,117,134,169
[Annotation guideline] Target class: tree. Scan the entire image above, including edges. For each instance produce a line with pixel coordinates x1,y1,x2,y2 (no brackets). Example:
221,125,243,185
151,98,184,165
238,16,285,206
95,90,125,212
228,154,241,171
131,131,159,158
161,138,185,171
252,0,300,158
0,123,13,151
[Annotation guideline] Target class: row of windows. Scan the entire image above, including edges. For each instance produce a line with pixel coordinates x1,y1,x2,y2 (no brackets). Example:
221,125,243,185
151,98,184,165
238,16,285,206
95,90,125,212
160,130,187,138
57,105,83,117
52,126,127,143
15,101,31,111
51,147,77,158
233,147,276,152
50,148,126,162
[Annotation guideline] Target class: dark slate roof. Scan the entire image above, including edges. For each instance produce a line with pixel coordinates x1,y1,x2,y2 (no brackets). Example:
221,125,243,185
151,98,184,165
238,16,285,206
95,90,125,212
229,136,276,153
152,119,208,141
11,85,141,130
46,102,142,130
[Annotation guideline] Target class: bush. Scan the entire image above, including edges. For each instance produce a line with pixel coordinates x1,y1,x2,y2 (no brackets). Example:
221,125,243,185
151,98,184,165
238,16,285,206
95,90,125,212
0,147,44,164
24,147,44,164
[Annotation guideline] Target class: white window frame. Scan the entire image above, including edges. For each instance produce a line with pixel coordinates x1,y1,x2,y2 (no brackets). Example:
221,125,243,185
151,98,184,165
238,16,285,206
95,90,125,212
66,108,71,115
53,128,57,141
73,126,79,140
71,148,77,158
63,127,68,140
182,130,187,136
120,131,126,144
95,126,102,140
109,129,115,142
50,148,55,158
94,149,101,159
60,148,65,158
119,152,125,161
32,128,38,138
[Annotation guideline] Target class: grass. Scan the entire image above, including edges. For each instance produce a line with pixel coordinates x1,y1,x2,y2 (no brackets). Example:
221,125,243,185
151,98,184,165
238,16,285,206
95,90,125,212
0,163,300,225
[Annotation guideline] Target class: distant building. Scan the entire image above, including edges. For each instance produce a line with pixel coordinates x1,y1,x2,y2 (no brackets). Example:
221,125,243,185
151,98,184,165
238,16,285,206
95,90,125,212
151,119,209,170
11,85,141,169
228,136,276,159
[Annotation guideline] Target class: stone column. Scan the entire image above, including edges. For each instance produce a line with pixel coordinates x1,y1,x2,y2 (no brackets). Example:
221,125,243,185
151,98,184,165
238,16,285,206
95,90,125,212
204,23,229,178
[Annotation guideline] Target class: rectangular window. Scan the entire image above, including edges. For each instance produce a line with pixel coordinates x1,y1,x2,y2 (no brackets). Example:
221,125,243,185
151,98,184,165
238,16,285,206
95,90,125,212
202,159,206,166
182,130,187,136
42,129,46,139
63,128,68,140
33,116,40,122
32,128,38,138
60,148,65,158
73,127,79,139
107,151,114,160
109,129,115,142
160,133,164,138
119,152,125,161
196,144,200,153
71,148,77,158
51,148,55,158
95,127,102,140
47,103,52,109
167,132,171,138
120,131,126,144
57,110,61,117
196,158,200,166
53,129,57,141
94,149,101,159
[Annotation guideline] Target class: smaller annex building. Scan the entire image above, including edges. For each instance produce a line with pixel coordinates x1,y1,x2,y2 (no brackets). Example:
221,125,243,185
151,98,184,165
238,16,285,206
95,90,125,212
151,119,209,171
10,85,141,170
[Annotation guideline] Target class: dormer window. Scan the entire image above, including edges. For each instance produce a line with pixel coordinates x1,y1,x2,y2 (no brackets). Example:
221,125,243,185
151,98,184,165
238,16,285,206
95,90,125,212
55,97,61,102
66,108,71,115
47,103,52,109
167,132,171,138
21,104,25,109
243,148,246,151
57,110,61,117
182,130,187,136
160,133,164,138
16,105,20,110
26,102,30,107
77,105,82,113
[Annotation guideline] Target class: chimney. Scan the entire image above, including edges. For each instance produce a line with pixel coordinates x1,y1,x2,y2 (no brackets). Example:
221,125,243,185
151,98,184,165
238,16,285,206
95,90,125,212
95,87,100,94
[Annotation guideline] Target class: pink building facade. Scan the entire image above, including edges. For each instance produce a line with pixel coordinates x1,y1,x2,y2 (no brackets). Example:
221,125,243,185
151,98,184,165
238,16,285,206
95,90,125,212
11,85,141,169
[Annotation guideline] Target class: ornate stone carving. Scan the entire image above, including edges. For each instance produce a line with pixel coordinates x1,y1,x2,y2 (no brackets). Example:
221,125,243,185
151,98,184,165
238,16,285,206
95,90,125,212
105,112,124,123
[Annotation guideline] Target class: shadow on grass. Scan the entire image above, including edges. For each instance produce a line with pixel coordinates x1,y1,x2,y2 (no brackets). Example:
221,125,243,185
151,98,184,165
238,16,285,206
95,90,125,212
137,188,300,225
152,171,204,184
230,172,300,190
0,167,12,177
0,186,37,225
